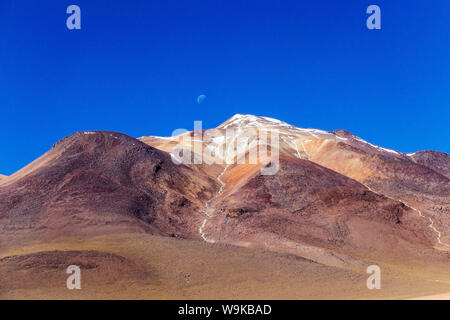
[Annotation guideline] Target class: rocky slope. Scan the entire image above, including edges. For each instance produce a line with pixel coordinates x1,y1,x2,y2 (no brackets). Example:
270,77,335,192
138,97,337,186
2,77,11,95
203,157,434,265
0,131,218,248
409,150,450,180
141,114,450,254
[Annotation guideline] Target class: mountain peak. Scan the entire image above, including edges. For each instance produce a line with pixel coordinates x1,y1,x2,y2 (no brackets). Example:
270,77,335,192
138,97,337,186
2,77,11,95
218,114,294,130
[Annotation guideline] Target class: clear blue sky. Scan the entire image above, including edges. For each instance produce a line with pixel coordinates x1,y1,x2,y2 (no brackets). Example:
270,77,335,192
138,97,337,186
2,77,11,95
1,1,449,175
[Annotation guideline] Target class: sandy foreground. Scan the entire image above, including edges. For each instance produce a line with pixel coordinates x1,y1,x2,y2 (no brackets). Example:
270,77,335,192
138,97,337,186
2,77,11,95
1,233,450,300
410,292,450,300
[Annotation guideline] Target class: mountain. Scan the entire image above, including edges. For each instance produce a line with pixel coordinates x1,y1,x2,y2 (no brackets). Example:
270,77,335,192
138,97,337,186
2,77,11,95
1,114,449,299
142,114,450,253
0,131,218,248
409,150,450,179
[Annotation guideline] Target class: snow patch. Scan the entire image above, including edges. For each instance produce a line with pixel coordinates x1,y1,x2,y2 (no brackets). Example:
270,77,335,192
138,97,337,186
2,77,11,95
353,136,400,155
139,135,177,140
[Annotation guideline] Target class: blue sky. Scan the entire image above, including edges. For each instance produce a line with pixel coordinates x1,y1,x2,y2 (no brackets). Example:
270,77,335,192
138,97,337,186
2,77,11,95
0,1,449,175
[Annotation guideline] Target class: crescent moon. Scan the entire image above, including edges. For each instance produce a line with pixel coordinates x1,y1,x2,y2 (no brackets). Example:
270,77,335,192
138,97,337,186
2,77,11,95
197,95,206,104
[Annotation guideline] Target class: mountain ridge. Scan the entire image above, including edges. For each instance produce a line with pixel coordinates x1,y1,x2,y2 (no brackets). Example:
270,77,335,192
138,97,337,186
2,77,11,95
141,114,450,251
0,114,449,299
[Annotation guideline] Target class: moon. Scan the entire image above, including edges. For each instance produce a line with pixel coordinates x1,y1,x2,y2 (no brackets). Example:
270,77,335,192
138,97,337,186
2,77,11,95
197,94,206,104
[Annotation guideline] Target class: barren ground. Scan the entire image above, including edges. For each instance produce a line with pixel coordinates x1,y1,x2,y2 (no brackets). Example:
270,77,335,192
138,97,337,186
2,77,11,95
1,233,449,300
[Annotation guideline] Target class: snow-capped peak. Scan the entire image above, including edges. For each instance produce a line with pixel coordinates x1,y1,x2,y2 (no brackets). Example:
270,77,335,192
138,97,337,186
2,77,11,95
218,114,286,129
217,114,341,139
